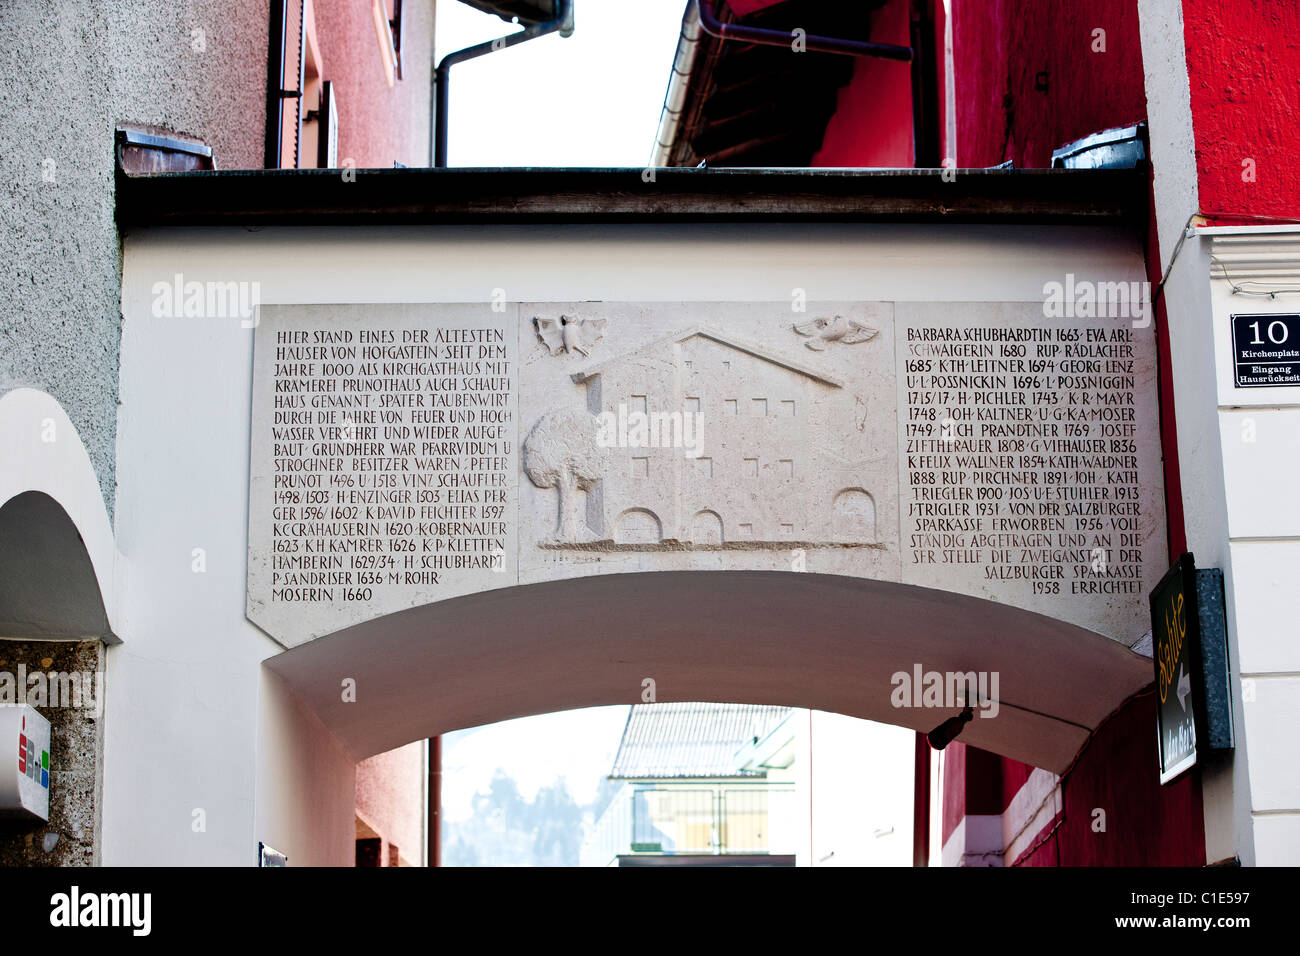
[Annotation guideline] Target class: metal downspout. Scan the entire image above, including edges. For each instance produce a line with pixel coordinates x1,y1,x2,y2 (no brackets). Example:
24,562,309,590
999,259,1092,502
431,0,575,167
696,0,911,61
650,3,703,167
265,0,288,168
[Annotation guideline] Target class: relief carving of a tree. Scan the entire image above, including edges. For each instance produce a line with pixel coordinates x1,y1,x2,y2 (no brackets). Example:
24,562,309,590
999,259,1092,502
524,407,609,544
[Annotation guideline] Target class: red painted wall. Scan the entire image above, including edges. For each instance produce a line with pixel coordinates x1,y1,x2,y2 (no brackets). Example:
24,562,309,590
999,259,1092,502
1183,0,1300,220
726,0,787,14
356,741,427,866
1147,169,1187,559
943,691,1205,866
949,0,1145,168
312,0,432,168
998,755,1033,810
1011,693,1204,867
942,742,1004,847
813,0,915,167
810,0,1145,169
942,741,966,845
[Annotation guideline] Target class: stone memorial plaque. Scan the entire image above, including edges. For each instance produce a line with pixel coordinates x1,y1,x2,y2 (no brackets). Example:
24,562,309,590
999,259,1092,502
248,304,518,647
896,303,1165,644
248,301,1165,650
515,302,900,587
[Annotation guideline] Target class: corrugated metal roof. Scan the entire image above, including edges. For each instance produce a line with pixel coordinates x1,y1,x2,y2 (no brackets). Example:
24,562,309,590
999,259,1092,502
609,703,792,779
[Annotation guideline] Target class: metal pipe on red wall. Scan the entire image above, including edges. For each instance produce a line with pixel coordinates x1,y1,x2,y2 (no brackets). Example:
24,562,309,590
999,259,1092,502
696,0,912,61
431,0,575,167
694,0,941,170
909,0,941,168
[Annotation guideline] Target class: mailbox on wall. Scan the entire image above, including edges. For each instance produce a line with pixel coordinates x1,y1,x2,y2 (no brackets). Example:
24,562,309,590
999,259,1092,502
0,705,51,822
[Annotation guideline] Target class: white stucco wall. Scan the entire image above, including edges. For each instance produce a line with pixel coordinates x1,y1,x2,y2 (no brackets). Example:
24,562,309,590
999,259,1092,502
806,712,914,866
1202,227,1300,866
110,220,1149,864
254,670,355,867
1137,0,1200,260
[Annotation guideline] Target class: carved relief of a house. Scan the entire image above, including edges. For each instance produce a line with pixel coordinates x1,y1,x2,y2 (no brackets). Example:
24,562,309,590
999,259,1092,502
570,327,878,548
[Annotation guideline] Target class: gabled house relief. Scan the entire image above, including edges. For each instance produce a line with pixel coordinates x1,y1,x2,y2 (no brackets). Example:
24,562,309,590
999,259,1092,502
523,326,885,550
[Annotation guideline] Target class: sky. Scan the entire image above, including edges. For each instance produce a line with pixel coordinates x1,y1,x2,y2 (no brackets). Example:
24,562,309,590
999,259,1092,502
441,705,630,822
435,4,684,824
435,0,687,167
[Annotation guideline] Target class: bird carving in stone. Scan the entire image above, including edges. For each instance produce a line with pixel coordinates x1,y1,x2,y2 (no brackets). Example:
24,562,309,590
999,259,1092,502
535,315,607,356
793,315,877,350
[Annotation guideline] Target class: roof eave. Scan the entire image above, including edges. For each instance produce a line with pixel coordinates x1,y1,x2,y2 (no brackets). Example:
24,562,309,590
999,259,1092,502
115,166,1148,229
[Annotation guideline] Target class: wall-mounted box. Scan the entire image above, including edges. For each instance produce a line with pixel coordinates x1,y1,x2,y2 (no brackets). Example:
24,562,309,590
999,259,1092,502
0,706,51,822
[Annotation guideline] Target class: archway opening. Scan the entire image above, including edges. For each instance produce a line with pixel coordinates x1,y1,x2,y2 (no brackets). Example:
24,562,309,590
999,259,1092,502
0,491,111,640
266,569,1151,774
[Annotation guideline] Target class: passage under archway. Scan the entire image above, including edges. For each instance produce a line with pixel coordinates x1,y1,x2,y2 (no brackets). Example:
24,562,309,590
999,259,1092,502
266,570,1152,774
0,491,113,639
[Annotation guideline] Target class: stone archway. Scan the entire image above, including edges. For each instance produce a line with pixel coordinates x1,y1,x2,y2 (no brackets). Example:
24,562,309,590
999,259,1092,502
247,299,1166,778
0,388,117,866
0,492,112,640
265,570,1151,774
0,388,118,639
